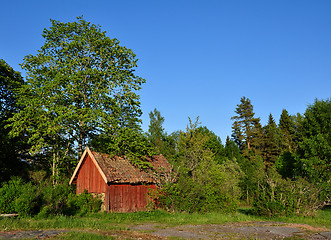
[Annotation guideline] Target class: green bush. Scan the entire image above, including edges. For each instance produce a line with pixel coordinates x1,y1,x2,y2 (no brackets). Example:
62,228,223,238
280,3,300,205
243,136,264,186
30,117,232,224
0,177,41,216
0,177,101,217
252,176,324,217
0,177,23,213
68,190,102,214
38,181,76,216
14,182,41,216
158,159,243,213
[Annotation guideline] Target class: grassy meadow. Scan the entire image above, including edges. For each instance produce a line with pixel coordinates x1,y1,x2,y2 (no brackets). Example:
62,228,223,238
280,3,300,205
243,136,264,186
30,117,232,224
1,207,330,231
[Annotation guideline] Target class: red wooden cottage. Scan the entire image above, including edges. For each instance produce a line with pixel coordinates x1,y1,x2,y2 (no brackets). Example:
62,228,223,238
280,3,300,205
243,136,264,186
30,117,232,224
69,147,171,212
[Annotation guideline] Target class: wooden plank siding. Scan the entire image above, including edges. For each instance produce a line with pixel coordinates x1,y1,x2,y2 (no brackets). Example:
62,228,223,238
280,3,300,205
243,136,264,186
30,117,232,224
70,147,171,212
76,155,106,194
105,184,156,212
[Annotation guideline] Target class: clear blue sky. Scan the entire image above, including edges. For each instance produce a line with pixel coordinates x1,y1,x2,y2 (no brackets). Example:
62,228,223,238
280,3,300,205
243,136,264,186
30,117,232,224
1,1,330,142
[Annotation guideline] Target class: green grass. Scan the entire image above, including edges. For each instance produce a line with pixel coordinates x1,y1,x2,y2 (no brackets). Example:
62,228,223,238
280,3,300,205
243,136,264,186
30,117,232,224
0,207,330,232
53,231,115,240
16,232,116,240
270,206,331,228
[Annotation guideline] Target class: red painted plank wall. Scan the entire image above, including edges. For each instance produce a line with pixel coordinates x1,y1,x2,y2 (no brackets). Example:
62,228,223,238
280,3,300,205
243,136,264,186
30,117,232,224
105,184,156,212
76,155,106,194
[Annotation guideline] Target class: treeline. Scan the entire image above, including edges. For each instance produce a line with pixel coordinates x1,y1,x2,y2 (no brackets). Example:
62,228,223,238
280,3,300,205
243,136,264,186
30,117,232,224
0,17,330,217
144,97,330,216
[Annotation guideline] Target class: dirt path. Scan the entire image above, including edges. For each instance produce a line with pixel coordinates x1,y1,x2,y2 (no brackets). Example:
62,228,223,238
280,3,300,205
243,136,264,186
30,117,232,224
0,222,330,239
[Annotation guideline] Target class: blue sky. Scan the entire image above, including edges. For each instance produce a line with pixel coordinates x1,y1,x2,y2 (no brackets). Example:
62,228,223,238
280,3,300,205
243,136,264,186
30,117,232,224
1,1,330,142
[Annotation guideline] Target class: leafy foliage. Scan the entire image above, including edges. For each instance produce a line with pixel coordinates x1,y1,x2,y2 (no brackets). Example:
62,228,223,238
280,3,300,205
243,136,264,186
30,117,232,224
147,108,165,153
158,118,243,213
8,17,145,182
297,99,331,184
90,127,155,169
238,154,265,204
253,176,324,217
0,177,101,217
146,108,178,160
0,177,41,216
197,126,225,164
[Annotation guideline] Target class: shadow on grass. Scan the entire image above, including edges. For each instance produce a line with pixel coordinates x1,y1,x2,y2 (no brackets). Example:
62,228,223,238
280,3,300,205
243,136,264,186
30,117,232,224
237,207,254,216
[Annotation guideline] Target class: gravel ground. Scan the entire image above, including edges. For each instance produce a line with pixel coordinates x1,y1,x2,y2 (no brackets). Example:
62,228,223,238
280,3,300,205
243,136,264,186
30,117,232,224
129,222,331,239
0,230,68,239
0,222,330,239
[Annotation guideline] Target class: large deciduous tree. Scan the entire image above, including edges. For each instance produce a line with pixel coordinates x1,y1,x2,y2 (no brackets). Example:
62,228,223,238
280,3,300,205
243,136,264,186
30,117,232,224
147,108,166,154
9,17,145,182
298,99,331,187
160,117,243,212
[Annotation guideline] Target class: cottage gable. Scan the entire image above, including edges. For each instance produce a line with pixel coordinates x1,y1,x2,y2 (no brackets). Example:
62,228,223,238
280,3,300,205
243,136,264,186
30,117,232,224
69,147,172,212
70,147,171,185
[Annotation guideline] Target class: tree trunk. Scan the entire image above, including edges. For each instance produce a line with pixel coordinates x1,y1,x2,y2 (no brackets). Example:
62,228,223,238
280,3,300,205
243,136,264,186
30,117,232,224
52,152,56,185
78,120,84,158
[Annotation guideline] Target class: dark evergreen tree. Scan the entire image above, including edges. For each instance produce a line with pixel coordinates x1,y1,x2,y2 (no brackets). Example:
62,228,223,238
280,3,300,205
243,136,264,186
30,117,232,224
279,109,297,152
276,151,297,179
231,96,262,155
0,59,29,182
262,113,281,170
276,109,299,179
231,97,264,204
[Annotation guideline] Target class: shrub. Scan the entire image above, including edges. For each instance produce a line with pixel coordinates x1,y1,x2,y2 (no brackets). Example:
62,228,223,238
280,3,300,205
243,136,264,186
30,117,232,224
68,190,102,214
0,177,41,216
158,159,243,213
38,181,76,216
14,182,41,216
252,176,324,217
0,177,101,217
0,177,23,213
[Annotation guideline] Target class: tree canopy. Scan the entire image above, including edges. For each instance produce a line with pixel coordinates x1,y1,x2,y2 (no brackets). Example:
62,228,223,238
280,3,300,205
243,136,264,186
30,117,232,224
8,17,145,181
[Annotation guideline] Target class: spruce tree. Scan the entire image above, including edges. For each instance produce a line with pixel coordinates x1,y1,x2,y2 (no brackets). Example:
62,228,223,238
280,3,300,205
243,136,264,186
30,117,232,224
279,109,296,152
263,113,281,169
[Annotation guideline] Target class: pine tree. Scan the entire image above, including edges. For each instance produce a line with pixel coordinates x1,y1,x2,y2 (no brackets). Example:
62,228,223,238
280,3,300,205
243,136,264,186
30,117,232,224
231,96,261,155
